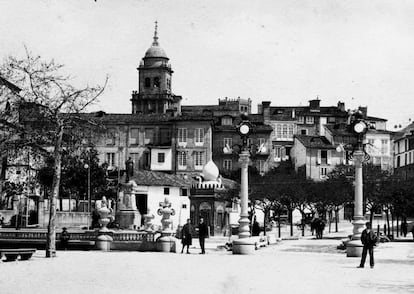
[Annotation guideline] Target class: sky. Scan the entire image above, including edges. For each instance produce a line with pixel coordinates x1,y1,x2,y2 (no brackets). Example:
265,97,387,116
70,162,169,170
1,0,414,130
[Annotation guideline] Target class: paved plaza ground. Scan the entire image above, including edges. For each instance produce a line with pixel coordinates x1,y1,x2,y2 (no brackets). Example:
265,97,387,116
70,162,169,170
1,223,413,294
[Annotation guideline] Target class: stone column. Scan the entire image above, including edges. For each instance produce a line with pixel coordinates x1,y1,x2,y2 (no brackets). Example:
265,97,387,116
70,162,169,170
347,150,365,257
238,151,251,239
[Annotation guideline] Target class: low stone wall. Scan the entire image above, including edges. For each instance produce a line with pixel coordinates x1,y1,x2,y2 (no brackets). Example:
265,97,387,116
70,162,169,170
0,229,160,251
42,212,91,229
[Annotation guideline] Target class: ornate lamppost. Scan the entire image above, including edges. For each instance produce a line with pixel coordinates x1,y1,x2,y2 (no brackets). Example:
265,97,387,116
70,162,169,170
344,110,370,257
231,113,257,254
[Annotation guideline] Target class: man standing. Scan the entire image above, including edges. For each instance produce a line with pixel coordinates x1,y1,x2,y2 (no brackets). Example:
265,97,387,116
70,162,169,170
181,219,193,254
198,218,209,254
358,222,378,269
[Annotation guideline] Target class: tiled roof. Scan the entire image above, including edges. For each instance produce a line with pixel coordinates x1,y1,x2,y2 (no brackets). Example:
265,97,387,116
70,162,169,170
129,170,238,190
129,170,192,187
269,106,348,119
393,122,414,141
74,112,213,124
295,135,335,149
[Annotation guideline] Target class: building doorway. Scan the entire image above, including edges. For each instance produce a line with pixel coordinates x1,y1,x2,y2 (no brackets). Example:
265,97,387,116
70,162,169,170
135,194,148,224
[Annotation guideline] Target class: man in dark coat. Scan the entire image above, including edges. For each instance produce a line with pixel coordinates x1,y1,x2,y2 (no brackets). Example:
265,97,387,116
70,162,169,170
60,227,70,250
198,218,209,254
181,219,193,254
358,222,378,268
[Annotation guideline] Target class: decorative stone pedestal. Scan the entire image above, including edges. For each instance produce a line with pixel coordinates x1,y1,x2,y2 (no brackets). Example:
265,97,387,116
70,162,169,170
232,238,256,255
116,182,142,229
96,234,113,251
346,218,366,257
156,235,177,253
346,240,363,257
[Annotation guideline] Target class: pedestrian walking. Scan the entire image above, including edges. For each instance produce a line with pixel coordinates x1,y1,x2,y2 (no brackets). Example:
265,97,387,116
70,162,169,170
60,227,70,250
181,219,193,254
401,220,408,237
252,220,261,236
358,222,378,269
198,218,209,254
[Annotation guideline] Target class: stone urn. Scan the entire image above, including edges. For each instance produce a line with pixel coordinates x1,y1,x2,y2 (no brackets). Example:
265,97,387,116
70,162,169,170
95,196,114,251
156,197,177,252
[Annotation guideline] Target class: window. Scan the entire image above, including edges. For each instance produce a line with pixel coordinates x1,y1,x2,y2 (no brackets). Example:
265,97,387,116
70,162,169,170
223,159,232,170
327,117,336,123
405,140,408,152
194,151,204,168
181,188,188,196
164,187,170,195
276,124,282,139
106,128,116,145
222,117,232,126
381,139,388,155
258,138,266,146
106,153,115,166
282,124,288,138
154,77,160,88
158,153,165,163
320,167,328,178
223,138,232,153
144,128,154,144
167,79,171,89
288,124,294,138
145,77,151,88
130,128,139,145
273,146,285,162
159,128,171,145
298,116,304,124
301,129,307,135
258,160,266,174
195,128,204,144
305,116,314,124
178,128,187,144
178,151,187,168
396,156,401,168
317,150,331,165
368,139,375,153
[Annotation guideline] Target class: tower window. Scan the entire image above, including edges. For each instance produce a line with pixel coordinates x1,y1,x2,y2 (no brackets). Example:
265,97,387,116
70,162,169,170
145,78,151,88
154,77,160,88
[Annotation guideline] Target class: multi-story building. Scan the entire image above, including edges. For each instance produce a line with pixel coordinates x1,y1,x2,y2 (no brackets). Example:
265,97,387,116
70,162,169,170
259,99,349,170
393,122,414,179
182,98,273,176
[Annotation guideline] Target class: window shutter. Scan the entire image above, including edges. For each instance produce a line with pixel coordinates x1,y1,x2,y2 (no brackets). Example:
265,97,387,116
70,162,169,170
327,150,331,165
317,150,321,165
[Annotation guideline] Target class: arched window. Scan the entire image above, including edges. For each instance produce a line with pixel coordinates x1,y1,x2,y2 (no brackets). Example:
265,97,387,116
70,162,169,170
145,77,151,88
154,77,160,88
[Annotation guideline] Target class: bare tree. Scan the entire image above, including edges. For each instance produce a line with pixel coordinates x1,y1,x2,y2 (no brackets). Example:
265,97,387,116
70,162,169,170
0,49,107,257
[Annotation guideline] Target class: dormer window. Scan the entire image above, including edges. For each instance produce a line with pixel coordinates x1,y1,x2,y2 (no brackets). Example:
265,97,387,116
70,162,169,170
145,77,151,88
154,77,160,88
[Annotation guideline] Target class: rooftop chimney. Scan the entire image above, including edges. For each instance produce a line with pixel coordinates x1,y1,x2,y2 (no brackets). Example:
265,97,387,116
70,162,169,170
309,99,320,112
337,101,345,112
261,101,271,121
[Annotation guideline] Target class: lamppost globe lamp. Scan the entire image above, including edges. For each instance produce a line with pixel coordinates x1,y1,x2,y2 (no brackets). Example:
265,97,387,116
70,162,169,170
239,124,250,136
353,121,367,134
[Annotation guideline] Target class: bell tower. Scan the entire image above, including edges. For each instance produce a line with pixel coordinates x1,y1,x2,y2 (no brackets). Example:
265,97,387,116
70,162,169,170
131,22,182,115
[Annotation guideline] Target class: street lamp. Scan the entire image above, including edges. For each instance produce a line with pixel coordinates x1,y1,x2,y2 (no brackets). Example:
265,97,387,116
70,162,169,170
236,115,253,239
84,163,91,230
345,110,370,257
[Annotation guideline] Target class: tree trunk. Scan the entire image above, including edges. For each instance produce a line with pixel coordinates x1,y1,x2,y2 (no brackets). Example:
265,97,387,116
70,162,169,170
386,209,390,237
289,209,293,237
277,212,281,238
334,208,339,233
46,124,64,258
263,209,268,236
396,216,399,237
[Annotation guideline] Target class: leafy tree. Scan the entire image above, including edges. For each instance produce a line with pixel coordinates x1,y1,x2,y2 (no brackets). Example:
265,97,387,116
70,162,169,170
0,49,107,257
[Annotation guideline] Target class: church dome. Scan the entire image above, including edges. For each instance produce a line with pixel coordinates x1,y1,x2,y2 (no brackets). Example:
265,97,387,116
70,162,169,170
145,45,168,58
144,21,168,59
